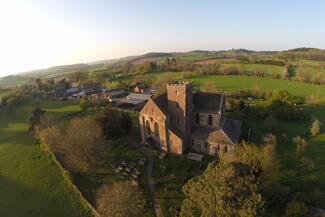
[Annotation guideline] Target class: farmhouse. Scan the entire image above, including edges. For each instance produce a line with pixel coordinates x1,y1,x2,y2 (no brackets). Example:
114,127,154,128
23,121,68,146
139,82,241,155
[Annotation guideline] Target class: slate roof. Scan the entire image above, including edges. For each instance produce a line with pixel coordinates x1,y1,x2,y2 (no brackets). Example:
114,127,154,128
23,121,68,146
152,93,168,115
221,118,242,144
193,92,225,113
106,89,127,96
191,118,241,145
121,98,147,105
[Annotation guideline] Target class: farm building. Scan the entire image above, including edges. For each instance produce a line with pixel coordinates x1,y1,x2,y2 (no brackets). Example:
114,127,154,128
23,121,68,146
105,89,128,100
122,93,152,105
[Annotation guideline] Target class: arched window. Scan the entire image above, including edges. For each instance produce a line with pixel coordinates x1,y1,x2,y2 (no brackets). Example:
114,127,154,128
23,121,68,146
196,113,200,124
217,145,220,152
224,146,228,153
205,142,209,149
154,122,159,138
208,115,213,126
146,120,151,136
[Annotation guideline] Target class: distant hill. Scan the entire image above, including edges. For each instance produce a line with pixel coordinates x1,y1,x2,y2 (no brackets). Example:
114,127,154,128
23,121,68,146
88,55,139,65
0,75,32,87
7,47,325,85
21,63,91,78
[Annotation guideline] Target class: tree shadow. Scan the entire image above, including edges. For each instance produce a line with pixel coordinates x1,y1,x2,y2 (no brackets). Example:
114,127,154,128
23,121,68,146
0,175,88,217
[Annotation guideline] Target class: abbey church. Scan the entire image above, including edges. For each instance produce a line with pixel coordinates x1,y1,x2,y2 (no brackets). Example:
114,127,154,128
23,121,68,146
139,82,241,155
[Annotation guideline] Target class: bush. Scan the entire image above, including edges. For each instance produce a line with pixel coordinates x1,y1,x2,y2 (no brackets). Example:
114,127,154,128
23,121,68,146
80,97,90,111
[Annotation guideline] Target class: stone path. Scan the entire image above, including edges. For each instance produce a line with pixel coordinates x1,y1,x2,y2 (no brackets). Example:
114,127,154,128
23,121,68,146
139,147,164,217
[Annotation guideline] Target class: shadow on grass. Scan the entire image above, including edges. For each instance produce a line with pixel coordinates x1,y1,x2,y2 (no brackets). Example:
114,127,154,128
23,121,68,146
0,175,86,217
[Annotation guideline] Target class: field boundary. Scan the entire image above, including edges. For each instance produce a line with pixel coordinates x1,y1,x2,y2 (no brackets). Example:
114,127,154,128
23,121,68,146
40,144,101,217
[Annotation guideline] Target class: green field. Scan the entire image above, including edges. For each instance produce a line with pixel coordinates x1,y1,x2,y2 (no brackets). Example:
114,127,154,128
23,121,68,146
119,72,325,99
0,99,94,217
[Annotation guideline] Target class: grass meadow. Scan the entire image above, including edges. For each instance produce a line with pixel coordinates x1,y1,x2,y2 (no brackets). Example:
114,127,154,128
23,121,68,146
0,99,94,217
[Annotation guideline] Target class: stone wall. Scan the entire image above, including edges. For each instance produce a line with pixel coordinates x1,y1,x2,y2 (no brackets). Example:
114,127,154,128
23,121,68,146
139,99,168,151
192,112,222,128
168,129,184,155
191,139,233,155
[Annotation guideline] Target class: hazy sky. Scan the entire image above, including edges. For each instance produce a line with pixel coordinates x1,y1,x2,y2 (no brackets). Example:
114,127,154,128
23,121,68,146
0,0,325,76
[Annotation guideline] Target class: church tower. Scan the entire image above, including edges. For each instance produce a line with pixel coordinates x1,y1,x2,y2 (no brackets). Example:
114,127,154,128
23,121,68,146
166,82,192,149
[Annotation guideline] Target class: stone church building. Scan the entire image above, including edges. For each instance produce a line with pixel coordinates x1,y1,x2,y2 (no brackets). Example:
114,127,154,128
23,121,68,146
139,82,241,155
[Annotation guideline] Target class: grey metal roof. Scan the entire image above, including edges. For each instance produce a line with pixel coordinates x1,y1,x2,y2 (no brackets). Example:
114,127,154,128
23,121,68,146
127,93,152,100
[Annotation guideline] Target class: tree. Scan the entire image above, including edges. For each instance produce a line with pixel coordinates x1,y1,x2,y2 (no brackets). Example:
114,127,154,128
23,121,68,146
310,72,323,85
153,72,179,95
200,81,218,92
96,181,145,217
282,64,295,79
120,112,132,134
80,97,90,111
94,107,124,139
295,68,308,83
28,107,46,133
57,119,107,173
281,67,289,79
180,161,264,217
68,70,88,83
283,201,308,217
105,81,124,90
293,136,307,159
310,119,320,136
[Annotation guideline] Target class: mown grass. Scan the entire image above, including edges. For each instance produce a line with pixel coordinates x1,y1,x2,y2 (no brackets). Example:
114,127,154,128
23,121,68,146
0,98,95,217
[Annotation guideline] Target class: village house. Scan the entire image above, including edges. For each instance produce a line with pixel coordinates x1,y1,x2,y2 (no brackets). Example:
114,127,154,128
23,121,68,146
133,84,146,93
139,82,241,155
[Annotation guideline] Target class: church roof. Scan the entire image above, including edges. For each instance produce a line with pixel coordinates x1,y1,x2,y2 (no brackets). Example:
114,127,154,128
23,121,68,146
191,118,241,145
152,93,168,115
221,118,242,144
193,92,225,113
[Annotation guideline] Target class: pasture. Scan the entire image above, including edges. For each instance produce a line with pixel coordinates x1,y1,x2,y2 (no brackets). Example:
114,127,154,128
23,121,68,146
0,99,93,217
119,72,325,99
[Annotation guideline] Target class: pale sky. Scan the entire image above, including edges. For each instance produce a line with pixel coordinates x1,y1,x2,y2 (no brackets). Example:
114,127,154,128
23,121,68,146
0,0,325,77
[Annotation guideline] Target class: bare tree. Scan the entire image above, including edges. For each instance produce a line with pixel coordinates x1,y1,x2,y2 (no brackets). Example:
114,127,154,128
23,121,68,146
96,181,145,217
52,119,109,172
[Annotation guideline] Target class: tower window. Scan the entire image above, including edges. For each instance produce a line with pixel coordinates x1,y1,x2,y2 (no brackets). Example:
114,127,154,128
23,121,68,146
208,115,213,126
175,90,178,95
196,113,200,124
